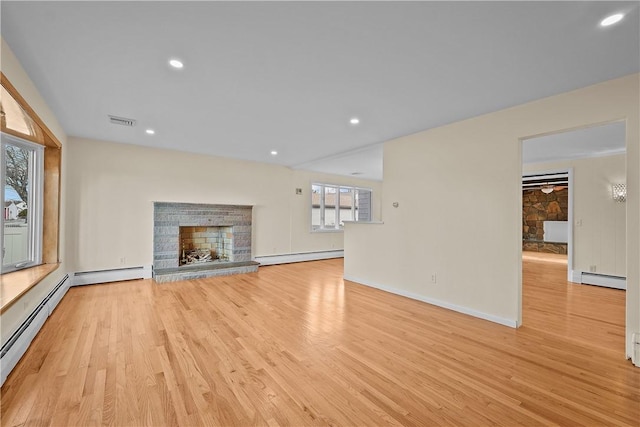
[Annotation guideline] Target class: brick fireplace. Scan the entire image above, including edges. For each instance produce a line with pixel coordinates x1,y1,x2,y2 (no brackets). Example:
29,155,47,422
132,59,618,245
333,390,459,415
153,202,258,283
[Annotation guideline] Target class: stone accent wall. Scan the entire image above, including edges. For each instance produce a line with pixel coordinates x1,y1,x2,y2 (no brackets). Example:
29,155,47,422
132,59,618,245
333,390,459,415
522,241,567,254
522,188,568,241
153,202,252,270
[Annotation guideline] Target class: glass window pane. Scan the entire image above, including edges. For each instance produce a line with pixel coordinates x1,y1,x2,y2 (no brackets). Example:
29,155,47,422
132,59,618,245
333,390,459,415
1,86,39,140
355,189,372,221
339,187,354,225
324,186,337,228
3,143,30,266
311,184,322,230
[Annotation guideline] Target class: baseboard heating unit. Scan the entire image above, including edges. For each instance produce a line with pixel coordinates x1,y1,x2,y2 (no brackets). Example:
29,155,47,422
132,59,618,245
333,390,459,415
73,265,152,286
580,272,626,290
254,250,344,266
0,274,70,386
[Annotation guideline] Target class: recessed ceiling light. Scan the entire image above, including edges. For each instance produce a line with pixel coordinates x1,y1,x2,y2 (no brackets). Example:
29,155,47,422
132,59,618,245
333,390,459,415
350,117,360,125
270,150,278,156
145,129,155,135
351,172,363,175
600,13,624,27
169,59,184,69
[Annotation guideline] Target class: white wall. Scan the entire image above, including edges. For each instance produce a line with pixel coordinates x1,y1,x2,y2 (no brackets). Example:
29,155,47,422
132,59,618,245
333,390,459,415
64,137,382,272
345,74,639,361
524,154,626,277
0,37,68,344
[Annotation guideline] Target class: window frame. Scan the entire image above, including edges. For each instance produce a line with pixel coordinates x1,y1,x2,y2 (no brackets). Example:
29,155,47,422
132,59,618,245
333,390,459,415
0,73,62,312
311,182,372,232
2,132,44,273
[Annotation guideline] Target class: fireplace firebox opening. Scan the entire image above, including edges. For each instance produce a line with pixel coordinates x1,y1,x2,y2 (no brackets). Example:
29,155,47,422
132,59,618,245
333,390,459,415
179,226,233,266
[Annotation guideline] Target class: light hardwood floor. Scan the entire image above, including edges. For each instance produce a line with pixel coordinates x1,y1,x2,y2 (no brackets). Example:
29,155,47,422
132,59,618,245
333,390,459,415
1,258,638,426
522,251,626,354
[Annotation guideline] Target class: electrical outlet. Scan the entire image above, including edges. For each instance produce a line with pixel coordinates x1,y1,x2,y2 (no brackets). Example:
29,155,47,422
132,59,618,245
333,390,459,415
431,273,437,284
576,218,583,226
120,257,126,265
589,265,597,272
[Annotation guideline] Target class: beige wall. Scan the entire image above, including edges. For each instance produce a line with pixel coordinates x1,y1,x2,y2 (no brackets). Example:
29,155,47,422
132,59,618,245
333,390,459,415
1,38,68,344
65,137,381,272
345,74,639,360
524,154,626,277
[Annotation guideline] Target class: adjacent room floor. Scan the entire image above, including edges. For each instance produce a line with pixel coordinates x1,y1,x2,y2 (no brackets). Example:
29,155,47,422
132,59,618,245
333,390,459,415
1,257,638,426
522,251,626,354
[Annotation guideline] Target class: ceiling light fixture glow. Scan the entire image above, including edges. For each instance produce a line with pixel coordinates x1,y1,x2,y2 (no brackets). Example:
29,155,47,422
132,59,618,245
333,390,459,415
350,117,360,125
270,150,278,156
169,59,184,69
600,13,624,27
540,184,554,194
145,129,155,135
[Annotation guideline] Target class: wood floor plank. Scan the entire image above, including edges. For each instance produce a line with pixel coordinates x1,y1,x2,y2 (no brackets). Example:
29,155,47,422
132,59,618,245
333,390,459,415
1,257,638,426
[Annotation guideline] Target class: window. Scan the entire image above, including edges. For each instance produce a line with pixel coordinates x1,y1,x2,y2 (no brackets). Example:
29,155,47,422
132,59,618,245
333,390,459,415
1,85,42,141
0,73,62,310
311,183,372,231
1,133,43,272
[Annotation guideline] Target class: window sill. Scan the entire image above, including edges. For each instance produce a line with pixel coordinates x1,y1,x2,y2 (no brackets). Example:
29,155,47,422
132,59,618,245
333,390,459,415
1,263,60,313
311,228,344,233
342,221,385,225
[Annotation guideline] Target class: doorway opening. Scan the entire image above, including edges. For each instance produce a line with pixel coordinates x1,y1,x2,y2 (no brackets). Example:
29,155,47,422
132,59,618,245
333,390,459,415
522,170,571,280
520,121,627,354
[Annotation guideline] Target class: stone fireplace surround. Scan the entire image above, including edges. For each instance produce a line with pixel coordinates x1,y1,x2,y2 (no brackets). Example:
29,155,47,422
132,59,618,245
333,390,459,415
153,202,259,283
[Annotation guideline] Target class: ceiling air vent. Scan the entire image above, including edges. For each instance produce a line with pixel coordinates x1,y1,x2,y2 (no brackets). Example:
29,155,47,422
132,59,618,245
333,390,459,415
108,115,136,127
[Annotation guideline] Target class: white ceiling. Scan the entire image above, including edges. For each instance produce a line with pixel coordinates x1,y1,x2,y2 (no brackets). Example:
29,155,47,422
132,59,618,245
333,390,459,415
1,2,638,182
523,121,626,165
293,143,383,181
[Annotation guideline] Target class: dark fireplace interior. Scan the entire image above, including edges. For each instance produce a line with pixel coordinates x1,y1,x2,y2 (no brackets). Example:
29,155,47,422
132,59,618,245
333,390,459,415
179,226,233,266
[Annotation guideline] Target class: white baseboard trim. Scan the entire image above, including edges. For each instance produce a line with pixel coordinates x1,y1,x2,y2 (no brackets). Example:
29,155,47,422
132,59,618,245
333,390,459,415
343,274,518,328
1,274,71,386
73,265,152,286
255,250,344,266
569,270,582,283
632,332,640,367
575,271,626,290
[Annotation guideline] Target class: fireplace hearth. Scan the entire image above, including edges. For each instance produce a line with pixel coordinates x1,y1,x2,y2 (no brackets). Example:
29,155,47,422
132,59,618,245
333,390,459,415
153,202,258,283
